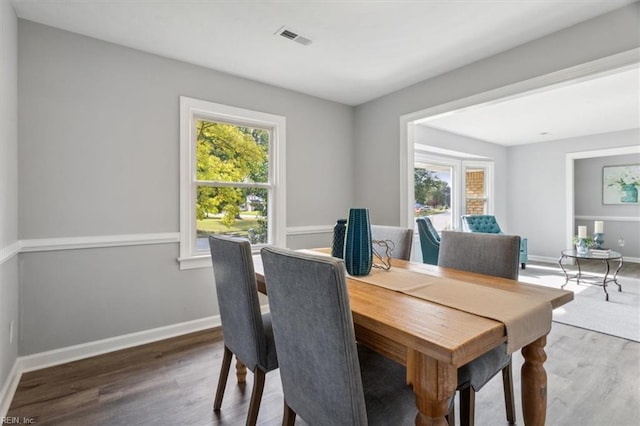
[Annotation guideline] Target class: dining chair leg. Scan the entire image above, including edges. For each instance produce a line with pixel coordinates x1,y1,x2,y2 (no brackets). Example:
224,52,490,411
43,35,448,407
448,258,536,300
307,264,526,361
459,387,475,426
214,345,233,411
502,362,516,424
246,368,266,426
283,401,296,426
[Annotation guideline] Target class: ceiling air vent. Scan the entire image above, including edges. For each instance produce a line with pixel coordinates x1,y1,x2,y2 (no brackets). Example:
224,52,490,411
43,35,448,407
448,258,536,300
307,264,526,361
275,26,312,46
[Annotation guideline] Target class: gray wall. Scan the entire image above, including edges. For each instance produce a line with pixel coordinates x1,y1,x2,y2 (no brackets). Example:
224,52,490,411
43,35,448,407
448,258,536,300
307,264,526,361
353,3,640,227
18,20,354,354
575,150,640,258
0,0,19,396
508,129,639,259
10,2,640,360
413,126,509,229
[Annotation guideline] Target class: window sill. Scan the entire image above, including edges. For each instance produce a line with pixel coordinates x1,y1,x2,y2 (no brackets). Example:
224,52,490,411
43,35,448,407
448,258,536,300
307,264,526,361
178,255,212,270
179,245,267,270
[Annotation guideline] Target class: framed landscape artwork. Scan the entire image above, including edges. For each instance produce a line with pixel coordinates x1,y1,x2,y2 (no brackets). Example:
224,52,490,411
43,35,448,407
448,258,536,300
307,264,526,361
602,164,639,204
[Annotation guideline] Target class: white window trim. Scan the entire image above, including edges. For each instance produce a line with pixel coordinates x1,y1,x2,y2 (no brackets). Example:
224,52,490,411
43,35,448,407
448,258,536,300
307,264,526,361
413,153,494,229
178,96,286,270
461,160,494,217
414,153,461,229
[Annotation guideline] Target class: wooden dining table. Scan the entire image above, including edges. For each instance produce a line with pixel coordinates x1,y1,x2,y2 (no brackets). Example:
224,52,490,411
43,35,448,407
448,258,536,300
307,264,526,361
251,249,573,426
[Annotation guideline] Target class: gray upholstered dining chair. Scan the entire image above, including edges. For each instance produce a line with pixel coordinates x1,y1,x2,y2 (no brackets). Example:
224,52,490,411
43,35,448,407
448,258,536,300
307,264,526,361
260,246,419,425
438,230,520,426
371,225,414,261
208,235,278,426
461,215,528,269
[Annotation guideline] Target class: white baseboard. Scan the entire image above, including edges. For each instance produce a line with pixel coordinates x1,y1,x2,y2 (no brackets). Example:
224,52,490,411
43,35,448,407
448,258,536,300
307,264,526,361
527,255,559,264
19,315,221,373
0,315,221,418
0,360,21,420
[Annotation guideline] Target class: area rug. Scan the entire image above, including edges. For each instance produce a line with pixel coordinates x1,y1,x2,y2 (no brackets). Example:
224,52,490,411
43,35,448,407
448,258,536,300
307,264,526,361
519,262,640,342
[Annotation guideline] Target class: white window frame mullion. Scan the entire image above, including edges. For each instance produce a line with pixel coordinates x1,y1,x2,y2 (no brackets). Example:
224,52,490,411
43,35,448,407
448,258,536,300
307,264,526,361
272,124,286,252
195,181,273,189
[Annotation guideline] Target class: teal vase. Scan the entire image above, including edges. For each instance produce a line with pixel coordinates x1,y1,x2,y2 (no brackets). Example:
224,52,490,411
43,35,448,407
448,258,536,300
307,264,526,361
344,208,372,276
331,219,347,258
621,184,638,203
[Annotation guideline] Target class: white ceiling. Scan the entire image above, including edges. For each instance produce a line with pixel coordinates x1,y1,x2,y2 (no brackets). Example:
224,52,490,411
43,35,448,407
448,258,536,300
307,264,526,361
11,0,639,146
11,0,637,106
418,65,640,145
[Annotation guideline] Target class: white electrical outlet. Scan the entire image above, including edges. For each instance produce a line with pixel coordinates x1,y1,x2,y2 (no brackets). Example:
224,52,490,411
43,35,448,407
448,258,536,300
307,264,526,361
618,238,625,247
9,320,14,344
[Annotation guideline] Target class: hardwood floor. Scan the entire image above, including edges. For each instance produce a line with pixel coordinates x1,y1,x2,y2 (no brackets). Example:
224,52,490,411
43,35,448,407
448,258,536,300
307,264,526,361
5,328,287,426
5,321,639,426
5,262,639,425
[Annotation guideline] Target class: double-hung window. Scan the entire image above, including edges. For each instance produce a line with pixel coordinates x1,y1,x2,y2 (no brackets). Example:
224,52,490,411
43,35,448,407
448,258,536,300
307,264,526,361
463,162,493,215
414,151,493,231
179,97,286,269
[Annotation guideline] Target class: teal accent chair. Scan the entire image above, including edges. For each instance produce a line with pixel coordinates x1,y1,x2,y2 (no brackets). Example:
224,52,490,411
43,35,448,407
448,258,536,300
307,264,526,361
416,217,440,265
461,215,528,269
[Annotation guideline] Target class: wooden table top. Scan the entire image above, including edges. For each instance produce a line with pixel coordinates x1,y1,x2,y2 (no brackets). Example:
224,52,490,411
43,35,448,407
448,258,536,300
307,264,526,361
253,251,573,368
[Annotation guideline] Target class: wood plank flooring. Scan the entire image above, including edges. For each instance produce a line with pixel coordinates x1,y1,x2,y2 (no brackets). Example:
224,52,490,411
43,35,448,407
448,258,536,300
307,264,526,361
5,323,639,426
5,262,640,425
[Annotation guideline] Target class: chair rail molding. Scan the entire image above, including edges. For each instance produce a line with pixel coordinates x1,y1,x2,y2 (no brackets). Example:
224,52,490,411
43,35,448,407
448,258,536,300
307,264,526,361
574,215,640,222
19,232,180,252
286,225,333,235
0,241,21,264
16,226,335,254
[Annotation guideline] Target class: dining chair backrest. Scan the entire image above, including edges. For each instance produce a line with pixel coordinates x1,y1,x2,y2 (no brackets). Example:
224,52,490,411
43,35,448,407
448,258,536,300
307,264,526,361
260,246,368,425
437,231,520,280
461,214,528,269
208,235,271,372
370,225,414,261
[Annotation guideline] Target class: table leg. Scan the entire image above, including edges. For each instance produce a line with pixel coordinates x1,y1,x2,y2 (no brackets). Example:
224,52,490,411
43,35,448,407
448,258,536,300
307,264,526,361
406,349,415,386
521,335,548,426
612,258,623,292
409,349,457,426
602,260,611,301
558,255,569,288
235,358,247,384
